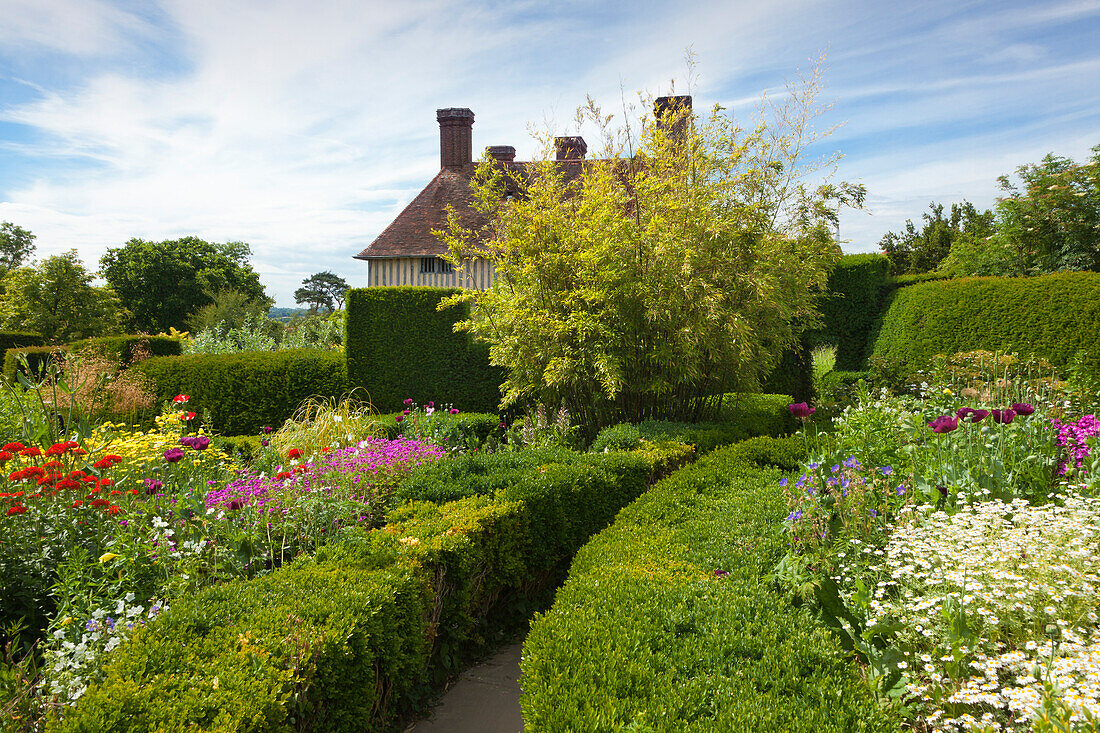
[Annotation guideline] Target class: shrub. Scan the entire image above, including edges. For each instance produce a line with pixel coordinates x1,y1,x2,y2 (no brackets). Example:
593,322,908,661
520,437,898,732
813,254,890,370
134,349,346,435
0,331,45,359
344,287,504,414
3,345,65,384
868,272,1100,385
588,423,643,453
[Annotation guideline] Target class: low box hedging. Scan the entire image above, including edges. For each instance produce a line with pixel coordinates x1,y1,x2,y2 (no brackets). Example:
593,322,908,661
58,443,693,731
134,349,346,435
519,436,899,732
3,344,64,383
345,287,504,414
0,330,45,359
868,271,1100,380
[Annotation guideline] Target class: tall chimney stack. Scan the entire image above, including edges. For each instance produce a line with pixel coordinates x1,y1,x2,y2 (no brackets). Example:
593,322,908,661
437,108,475,169
654,95,692,142
554,136,587,161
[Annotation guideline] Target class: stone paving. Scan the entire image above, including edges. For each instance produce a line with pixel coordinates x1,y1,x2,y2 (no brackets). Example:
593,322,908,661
406,641,524,733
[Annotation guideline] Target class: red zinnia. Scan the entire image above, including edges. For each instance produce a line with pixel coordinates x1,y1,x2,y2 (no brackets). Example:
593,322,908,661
56,478,81,490
98,478,114,488
68,470,87,480
90,498,109,508
287,448,303,460
275,471,292,480
7,470,25,481
46,443,67,456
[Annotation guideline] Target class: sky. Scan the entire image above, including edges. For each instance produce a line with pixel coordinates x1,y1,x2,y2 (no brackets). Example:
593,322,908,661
1,0,1098,308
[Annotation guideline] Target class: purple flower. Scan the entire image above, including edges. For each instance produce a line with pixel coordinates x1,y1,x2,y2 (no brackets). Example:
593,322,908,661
449,408,460,414
881,466,893,476
179,435,210,450
992,408,1017,424
869,508,878,518
956,407,974,419
778,478,788,487
968,409,989,423
404,398,414,405
262,426,274,434
144,478,163,494
163,447,185,463
788,402,815,419
928,416,959,433
261,439,269,447
896,485,906,496
395,415,404,423
1012,402,1035,417
786,509,803,523
713,569,729,577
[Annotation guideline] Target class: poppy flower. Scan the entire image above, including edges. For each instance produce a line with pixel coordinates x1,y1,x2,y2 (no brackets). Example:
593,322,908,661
404,398,414,405
788,402,815,419
1011,402,1035,416
275,471,292,480
262,426,274,434
6,505,27,516
163,448,185,463
968,409,989,423
928,415,960,433
955,407,973,419
179,412,196,422
449,408,460,414
173,394,190,403
143,478,163,494
287,448,303,460
992,408,1017,424
395,415,403,423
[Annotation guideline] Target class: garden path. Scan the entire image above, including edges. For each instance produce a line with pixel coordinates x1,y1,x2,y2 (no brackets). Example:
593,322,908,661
406,641,524,732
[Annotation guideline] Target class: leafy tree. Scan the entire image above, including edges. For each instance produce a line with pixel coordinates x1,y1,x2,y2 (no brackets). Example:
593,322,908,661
294,271,349,313
878,202,994,275
439,64,863,433
992,145,1100,275
0,250,130,342
187,288,272,333
0,222,36,277
99,237,271,332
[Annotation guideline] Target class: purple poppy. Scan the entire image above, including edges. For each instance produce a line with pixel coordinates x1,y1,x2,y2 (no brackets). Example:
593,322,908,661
449,408,460,414
956,407,974,419
404,398,414,405
260,439,269,447
191,436,211,451
788,402,815,419
262,426,274,434
968,409,989,423
992,408,1017,424
1011,403,1035,417
163,448,185,463
143,478,163,494
928,415,959,433
395,415,404,423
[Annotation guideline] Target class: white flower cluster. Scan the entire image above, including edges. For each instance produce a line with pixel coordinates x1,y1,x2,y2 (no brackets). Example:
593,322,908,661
46,594,167,705
859,496,1100,731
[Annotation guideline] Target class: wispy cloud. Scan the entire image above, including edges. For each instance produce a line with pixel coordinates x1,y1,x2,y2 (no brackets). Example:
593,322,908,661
1,0,1098,304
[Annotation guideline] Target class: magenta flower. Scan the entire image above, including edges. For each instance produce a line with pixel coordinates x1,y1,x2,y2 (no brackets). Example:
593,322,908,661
992,408,1017,424
163,448,185,463
956,407,973,420
449,408,460,415
968,409,989,423
395,415,404,423
788,402,815,419
1011,403,1035,417
928,416,959,433
404,398,414,405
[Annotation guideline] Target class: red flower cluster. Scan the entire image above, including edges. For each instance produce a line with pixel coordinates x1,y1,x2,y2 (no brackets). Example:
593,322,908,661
287,448,303,460
1,441,127,520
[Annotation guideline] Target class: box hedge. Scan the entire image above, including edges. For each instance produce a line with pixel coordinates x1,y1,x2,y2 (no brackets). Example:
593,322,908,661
0,331,45,359
3,344,64,383
69,335,182,362
344,287,504,414
519,436,899,732
868,271,1100,381
133,349,346,435
57,443,694,732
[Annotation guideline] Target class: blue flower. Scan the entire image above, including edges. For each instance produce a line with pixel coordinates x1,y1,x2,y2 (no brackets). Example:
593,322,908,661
85,619,98,632
808,462,820,470
826,477,837,486
786,509,803,523
881,466,894,476
841,476,851,489
896,485,906,496
843,456,862,469
806,486,817,496
831,464,840,474
778,478,788,487
869,508,878,518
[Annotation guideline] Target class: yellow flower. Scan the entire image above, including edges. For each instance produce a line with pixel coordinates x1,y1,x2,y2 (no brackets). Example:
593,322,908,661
943,388,953,395
99,552,119,563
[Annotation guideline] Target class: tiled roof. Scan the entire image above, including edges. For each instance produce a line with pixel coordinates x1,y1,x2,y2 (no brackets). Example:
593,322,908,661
355,159,588,260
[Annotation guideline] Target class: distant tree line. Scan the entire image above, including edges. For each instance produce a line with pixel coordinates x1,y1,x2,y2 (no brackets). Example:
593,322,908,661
879,144,1100,277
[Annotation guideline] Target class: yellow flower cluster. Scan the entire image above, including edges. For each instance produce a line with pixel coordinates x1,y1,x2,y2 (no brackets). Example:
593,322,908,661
87,416,230,484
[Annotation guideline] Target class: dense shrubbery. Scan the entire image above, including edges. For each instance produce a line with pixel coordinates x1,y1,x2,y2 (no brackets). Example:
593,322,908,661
134,349,346,435
869,272,1100,385
520,436,897,731
345,287,503,414
814,254,890,370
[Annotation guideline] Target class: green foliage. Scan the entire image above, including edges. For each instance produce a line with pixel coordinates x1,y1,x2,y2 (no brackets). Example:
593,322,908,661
813,254,890,370
186,287,270,333
878,201,995,275
215,434,264,462
295,271,349,313
133,349,347,435
589,423,644,452
0,222,35,278
3,345,65,384
52,564,431,733
344,287,503,414
0,251,130,342
0,331,45,360
760,338,816,401
69,335,182,363
390,448,577,505
868,272,1100,384
99,236,271,333
440,68,861,435
521,438,896,731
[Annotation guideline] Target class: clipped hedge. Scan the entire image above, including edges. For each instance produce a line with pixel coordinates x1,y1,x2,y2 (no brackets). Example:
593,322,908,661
134,349,346,435
345,287,504,414
69,335,182,362
868,272,1100,379
760,338,814,402
815,253,890,370
3,344,64,383
520,436,898,731
58,444,692,732
0,331,45,357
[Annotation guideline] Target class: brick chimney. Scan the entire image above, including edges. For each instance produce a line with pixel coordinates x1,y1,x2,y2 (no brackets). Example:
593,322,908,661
437,108,475,169
654,95,692,142
488,145,516,163
554,136,587,161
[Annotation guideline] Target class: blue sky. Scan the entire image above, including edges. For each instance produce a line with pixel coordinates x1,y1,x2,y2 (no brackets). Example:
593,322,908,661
1,0,1098,307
